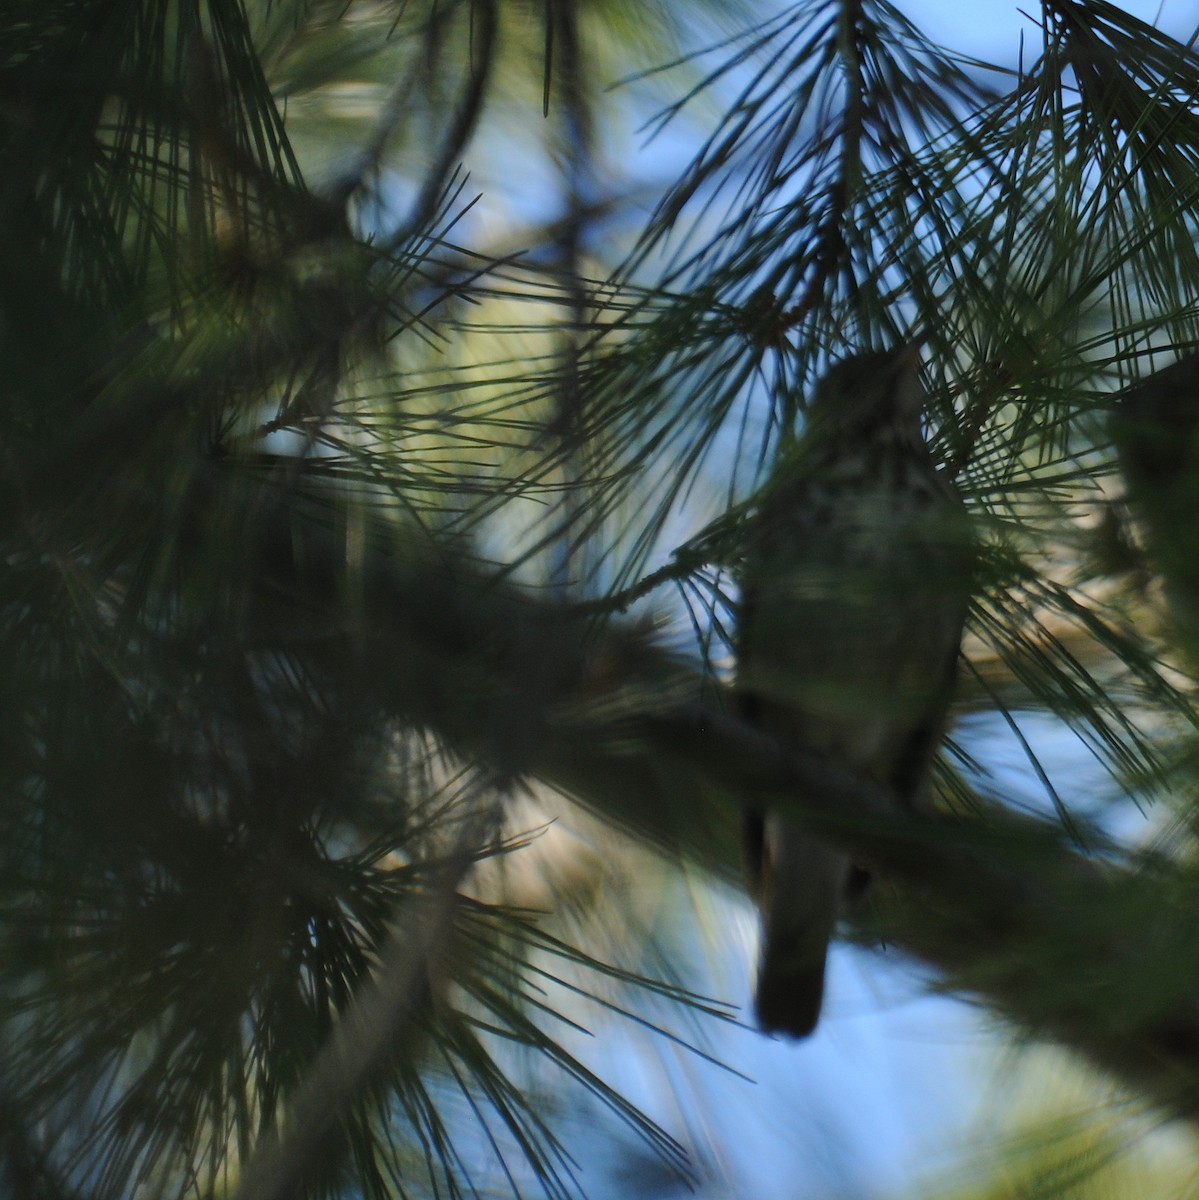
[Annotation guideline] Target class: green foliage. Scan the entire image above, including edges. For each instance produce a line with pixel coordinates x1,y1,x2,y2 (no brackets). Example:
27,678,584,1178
6,0,1199,1196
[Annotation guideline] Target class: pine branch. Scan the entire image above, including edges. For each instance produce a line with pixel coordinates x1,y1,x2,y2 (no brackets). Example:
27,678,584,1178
228,466,1199,1123
229,822,480,1200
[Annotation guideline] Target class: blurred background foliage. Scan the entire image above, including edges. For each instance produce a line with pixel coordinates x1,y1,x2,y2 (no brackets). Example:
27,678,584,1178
6,0,1199,1196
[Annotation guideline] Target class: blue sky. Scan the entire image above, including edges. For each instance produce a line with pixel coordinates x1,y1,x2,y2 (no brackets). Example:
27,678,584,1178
903,0,1197,58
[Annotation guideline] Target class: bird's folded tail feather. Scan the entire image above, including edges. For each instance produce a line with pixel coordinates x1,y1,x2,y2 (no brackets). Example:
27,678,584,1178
754,820,849,1038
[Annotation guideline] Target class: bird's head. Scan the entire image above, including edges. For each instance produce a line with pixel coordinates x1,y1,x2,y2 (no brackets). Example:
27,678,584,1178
804,344,927,448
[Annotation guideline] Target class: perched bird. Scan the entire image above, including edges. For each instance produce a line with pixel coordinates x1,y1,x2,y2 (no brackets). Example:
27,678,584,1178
737,345,971,1038
1110,352,1199,652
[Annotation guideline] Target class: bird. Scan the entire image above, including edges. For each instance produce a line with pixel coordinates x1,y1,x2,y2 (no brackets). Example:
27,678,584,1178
1110,352,1199,652
737,345,971,1038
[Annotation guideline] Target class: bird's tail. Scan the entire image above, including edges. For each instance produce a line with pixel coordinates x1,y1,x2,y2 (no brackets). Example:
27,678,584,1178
754,820,848,1038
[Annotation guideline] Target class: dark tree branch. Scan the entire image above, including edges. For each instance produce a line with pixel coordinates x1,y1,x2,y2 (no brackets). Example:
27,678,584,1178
229,825,479,1200
225,466,1199,1123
